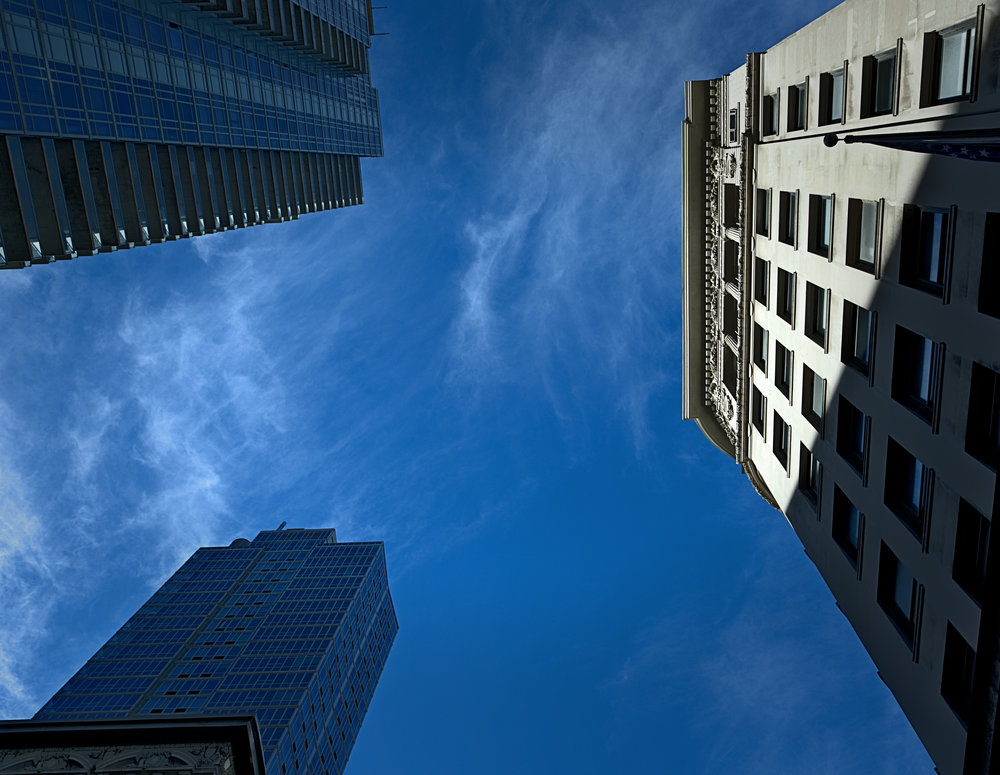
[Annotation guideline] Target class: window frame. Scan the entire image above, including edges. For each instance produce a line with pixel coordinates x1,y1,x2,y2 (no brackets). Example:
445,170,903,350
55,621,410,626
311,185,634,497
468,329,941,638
776,268,796,326
921,15,982,106
966,361,1000,470
819,65,847,126
890,325,944,428
787,80,808,131
899,204,955,300
802,364,826,434
756,188,771,238
837,396,870,480
977,212,1000,318
761,92,779,137
754,256,770,307
778,190,798,247
846,198,882,275
877,541,923,652
751,385,767,438
772,412,791,471
752,322,769,374
808,194,834,258
798,444,822,513
941,622,976,725
804,282,830,349
775,340,793,398
884,436,934,547
832,485,864,571
841,301,876,381
862,44,900,118
953,498,989,605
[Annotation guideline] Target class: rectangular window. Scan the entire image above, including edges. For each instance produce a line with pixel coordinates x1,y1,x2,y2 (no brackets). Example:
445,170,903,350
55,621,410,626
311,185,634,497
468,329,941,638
752,323,768,373
802,365,826,432
775,341,792,398
863,49,897,117
900,205,952,297
978,213,1000,318
846,199,879,273
924,21,978,104
842,301,875,377
787,81,807,130
798,444,822,508
728,107,739,144
756,188,771,237
941,623,976,724
891,326,943,424
877,542,920,646
751,385,767,437
808,195,833,257
884,437,933,540
762,93,778,136
953,499,989,604
819,68,845,125
778,191,797,246
773,413,790,469
754,257,770,306
804,283,829,347
967,362,1000,469
777,269,796,325
832,486,863,566
837,396,869,476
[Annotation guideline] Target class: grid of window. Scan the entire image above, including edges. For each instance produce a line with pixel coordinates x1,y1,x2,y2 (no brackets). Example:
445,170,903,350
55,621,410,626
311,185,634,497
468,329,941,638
0,1,382,156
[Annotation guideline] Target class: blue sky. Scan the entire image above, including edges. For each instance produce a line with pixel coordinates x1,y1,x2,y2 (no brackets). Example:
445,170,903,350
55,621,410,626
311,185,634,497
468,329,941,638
0,0,936,772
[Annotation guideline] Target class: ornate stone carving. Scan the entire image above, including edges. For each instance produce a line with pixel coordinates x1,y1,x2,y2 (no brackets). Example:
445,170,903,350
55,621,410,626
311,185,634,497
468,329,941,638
0,742,233,775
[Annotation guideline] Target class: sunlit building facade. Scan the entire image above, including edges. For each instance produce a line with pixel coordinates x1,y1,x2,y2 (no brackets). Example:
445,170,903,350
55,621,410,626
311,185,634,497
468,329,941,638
27,527,398,775
0,0,382,267
683,1,1000,773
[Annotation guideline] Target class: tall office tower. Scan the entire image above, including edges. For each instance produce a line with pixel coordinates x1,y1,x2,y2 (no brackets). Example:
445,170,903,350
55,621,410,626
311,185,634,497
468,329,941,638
12,527,397,775
683,1,1000,773
0,0,382,268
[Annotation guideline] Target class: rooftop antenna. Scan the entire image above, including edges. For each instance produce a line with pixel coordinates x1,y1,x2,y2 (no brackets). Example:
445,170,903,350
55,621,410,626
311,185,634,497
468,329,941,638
276,521,287,531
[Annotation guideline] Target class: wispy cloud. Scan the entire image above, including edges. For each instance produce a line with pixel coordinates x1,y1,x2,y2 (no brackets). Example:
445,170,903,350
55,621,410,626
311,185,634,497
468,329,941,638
447,2,683,455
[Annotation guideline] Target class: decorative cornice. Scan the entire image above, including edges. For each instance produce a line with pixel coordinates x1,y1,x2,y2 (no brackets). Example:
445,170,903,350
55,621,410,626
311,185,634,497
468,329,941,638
0,742,234,775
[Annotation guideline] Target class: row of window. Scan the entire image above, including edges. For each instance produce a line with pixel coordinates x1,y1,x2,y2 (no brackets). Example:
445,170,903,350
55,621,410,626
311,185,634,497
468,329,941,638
752,15,979,138
755,191,980,306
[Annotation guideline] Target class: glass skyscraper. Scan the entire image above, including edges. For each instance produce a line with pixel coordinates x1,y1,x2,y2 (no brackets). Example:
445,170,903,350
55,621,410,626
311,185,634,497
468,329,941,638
33,527,398,775
0,0,382,267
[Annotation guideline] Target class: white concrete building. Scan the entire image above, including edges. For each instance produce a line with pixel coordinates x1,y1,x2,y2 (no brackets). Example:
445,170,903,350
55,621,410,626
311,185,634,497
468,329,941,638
683,2,1000,772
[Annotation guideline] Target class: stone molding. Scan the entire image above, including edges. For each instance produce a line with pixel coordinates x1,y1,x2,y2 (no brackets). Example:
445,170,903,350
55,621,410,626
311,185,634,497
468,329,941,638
0,742,234,775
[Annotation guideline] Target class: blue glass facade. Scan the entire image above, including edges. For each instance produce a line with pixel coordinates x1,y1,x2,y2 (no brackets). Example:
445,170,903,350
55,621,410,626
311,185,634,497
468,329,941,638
0,0,381,155
35,528,398,775
0,0,382,266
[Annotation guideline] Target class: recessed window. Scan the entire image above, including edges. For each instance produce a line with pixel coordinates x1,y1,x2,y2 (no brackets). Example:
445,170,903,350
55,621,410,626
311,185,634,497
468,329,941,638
842,301,875,377
978,213,1000,318
776,269,795,325
941,623,976,725
832,486,863,566
877,542,920,646
900,205,952,297
754,257,769,306
967,362,1000,469
837,396,869,476
953,498,989,604
804,283,829,347
756,188,771,237
773,412,790,469
891,326,942,424
846,198,879,273
775,341,792,398
751,385,767,437
862,48,897,117
802,365,826,432
723,239,738,284
798,444,822,508
808,195,833,257
778,191,797,246
728,107,739,144
723,184,739,228
819,68,845,125
924,21,978,104
787,81,807,130
762,92,778,136
884,437,933,540
752,323,768,373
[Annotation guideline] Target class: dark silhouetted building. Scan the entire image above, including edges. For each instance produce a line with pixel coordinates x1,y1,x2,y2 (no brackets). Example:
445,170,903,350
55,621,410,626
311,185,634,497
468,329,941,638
0,0,382,267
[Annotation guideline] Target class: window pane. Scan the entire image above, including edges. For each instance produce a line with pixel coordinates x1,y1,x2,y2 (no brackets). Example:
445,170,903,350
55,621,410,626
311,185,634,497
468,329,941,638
830,72,844,121
920,211,947,282
939,29,971,100
893,561,915,618
860,201,877,265
854,308,871,363
876,54,895,113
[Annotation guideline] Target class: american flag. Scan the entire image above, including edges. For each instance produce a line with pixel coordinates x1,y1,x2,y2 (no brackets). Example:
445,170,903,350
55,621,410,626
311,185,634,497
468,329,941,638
834,129,1000,162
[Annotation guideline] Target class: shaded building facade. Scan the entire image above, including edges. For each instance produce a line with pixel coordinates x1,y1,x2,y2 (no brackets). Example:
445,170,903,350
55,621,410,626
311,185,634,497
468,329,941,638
0,0,382,267
30,527,397,775
683,1,1000,772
